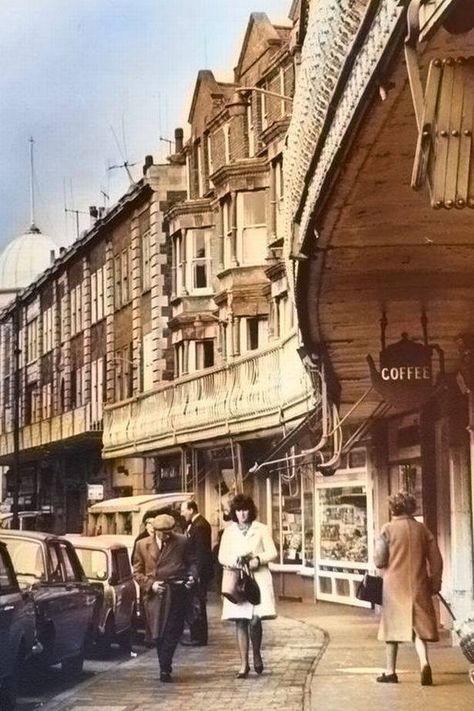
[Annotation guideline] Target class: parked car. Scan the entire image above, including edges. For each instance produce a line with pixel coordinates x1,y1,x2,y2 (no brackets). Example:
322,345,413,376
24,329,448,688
0,531,100,676
0,541,36,710
65,535,136,653
0,511,53,532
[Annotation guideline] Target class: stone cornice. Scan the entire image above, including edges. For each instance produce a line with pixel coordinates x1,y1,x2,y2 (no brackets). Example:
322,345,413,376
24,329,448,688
164,197,214,224
210,158,268,189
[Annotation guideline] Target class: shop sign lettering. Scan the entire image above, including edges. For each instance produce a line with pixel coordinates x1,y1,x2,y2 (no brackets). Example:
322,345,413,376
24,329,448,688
367,333,444,409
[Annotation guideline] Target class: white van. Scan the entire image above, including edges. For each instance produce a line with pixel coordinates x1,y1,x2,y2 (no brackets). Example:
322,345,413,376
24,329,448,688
87,493,193,538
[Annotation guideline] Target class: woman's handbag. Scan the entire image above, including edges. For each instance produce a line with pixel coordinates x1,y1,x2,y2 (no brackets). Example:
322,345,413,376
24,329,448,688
221,568,245,603
356,573,383,606
221,566,261,605
237,566,261,605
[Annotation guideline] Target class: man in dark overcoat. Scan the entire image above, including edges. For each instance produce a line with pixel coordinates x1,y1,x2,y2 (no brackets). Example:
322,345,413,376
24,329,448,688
133,513,198,682
180,500,213,646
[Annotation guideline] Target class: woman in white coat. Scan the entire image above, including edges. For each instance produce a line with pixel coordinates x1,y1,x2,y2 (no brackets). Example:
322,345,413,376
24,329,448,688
218,494,277,678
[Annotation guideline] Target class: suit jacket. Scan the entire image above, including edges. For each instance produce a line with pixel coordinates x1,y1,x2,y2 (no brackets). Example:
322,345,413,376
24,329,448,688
187,514,214,584
133,532,198,594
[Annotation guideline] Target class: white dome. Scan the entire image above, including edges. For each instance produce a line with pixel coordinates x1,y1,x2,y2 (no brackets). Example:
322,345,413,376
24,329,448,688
0,225,57,290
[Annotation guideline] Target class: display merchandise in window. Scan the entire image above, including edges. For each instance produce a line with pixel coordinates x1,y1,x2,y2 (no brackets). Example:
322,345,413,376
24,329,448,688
318,486,368,564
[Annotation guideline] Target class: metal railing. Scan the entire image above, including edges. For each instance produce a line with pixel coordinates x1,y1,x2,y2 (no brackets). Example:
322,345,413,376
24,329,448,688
102,331,317,458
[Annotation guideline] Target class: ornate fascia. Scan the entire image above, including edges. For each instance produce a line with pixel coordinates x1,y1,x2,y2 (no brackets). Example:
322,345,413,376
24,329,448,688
210,159,268,196
283,0,405,262
164,198,215,233
168,310,217,331
264,260,286,282
260,118,291,148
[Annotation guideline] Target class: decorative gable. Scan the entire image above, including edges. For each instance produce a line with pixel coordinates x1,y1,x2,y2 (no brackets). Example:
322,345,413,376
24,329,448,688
234,12,284,82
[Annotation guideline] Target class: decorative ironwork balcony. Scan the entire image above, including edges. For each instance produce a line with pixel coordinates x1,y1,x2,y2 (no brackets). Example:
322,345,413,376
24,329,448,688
102,331,317,459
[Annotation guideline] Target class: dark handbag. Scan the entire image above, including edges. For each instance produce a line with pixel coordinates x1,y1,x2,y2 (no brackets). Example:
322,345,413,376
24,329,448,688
356,573,383,605
237,566,261,605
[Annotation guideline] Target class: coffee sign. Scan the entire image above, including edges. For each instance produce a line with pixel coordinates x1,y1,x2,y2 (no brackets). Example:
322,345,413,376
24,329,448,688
367,333,443,409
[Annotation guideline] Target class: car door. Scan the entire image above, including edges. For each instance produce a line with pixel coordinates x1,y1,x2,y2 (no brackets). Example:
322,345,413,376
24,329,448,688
57,541,96,654
112,548,135,634
0,546,19,681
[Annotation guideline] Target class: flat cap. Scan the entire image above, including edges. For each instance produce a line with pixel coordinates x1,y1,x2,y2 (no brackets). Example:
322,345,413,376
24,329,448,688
152,514,176,531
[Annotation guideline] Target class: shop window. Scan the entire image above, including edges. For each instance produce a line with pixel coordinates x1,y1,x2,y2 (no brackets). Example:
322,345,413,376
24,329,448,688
271,467,314,567
317,486,368,565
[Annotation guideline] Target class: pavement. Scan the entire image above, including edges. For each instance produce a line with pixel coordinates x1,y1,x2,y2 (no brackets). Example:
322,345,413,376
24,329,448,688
35,597,473,711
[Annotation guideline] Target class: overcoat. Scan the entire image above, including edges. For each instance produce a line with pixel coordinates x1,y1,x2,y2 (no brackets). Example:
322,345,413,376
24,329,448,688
374,514,443,642
133,532,197,640
187,513,214,584
218,520,277,620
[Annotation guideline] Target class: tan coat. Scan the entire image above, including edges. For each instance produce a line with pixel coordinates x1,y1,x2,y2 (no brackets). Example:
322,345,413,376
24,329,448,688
374,515,443,642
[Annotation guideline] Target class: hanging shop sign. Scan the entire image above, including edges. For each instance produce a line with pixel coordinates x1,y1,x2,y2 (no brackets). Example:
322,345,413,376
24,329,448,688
367,333,444,409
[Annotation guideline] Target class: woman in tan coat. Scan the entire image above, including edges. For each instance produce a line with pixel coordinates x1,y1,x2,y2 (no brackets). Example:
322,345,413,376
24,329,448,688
374,492,443,686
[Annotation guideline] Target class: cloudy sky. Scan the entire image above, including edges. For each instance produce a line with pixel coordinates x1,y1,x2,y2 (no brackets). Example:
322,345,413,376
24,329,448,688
0,0,291,250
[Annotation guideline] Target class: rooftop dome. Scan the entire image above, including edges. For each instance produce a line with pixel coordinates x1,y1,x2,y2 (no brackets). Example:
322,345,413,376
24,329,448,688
0,224,57,291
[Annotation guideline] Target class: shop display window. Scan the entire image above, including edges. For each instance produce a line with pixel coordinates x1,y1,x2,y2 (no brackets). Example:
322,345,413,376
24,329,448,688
317,485,368,565
271,467,314,566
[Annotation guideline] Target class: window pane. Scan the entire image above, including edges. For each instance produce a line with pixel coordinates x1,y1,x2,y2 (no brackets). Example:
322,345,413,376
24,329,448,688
242,191,265,226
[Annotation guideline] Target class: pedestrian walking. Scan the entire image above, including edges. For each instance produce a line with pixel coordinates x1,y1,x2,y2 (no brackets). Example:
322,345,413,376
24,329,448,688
133,514,198,683
374,491,443,686
180,500,214,646
218,493,277,678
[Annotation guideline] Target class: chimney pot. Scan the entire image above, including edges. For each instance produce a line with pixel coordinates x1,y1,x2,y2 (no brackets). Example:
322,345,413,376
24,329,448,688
143,154,154,175
50,249,55,264
175,128,184,153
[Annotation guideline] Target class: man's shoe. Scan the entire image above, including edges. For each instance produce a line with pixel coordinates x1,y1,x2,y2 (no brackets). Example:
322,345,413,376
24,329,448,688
421,665,432,686
181,639,207,646
376,672,398,683
160,672,173,683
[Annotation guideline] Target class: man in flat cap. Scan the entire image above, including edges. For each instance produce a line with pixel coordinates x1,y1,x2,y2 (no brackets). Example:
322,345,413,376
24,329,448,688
133,513,198,682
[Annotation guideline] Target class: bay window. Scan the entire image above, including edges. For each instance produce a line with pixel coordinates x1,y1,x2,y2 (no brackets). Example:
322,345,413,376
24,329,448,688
237,191,267,265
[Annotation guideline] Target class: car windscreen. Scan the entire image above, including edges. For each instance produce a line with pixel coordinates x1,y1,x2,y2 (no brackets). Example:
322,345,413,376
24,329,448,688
74,548,109,581
3,538,45,586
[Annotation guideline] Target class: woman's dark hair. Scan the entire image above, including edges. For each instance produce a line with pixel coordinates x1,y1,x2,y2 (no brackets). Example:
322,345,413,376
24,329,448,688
230,494,257,523
389,491,417,516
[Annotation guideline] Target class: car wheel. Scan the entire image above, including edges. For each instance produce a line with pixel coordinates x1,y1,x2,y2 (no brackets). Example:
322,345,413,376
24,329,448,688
61,652,84,677
0,674,17,711
97,614,115,656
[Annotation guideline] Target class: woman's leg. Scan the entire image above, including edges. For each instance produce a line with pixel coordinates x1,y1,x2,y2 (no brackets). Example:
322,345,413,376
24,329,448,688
386,641,398,674
235,620,250,673
249,616,263,668
414,635,429,668
414,635,432,685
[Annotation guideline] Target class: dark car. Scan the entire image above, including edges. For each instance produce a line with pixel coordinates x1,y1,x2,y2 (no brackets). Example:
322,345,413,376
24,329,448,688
0,541,36,710
0,531,100,676
65,535,136,653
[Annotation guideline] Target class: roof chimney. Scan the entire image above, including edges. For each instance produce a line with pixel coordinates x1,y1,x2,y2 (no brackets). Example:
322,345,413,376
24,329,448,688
50,249,55,264
89,205,98,227
143,154,154,175
175,128,184,154
59,247,66,256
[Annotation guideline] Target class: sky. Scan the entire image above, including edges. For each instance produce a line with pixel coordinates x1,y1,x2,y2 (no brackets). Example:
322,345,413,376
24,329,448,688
0,0,291,250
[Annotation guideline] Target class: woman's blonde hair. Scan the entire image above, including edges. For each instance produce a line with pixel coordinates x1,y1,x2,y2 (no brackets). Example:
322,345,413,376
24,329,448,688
389,491,417,516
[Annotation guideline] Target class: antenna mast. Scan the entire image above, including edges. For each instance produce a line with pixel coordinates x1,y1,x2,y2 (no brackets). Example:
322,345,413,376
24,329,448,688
29,137,38,230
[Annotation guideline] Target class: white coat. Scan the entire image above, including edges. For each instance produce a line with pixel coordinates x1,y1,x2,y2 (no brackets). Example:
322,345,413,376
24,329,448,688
218,520,277,620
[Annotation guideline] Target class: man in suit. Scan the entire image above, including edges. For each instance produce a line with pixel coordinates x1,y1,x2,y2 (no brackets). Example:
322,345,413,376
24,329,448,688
133,514,197,682
180,500,213,646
